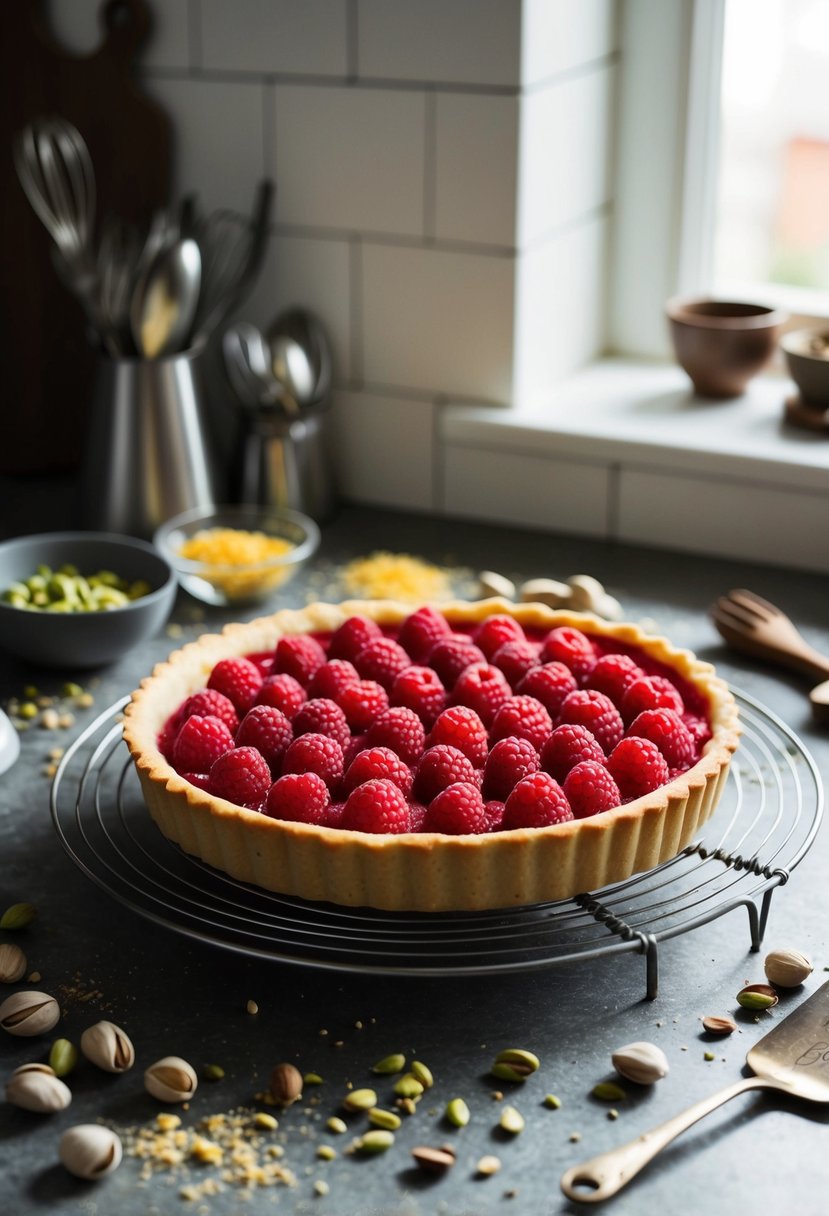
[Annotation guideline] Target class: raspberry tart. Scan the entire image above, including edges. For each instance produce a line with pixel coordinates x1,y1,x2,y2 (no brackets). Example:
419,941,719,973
123,600,739,912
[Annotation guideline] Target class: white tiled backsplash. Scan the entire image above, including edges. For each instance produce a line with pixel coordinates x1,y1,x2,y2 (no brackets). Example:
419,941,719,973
46,1,828,573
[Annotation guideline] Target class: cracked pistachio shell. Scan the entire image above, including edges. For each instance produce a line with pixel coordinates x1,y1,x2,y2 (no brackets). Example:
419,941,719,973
80,1021,135,1073
0,990,60,1037
59,1124,122,1180
6,1063,72,1113
0,942,27,984
611,1041,669,1086
144,1056,198,1103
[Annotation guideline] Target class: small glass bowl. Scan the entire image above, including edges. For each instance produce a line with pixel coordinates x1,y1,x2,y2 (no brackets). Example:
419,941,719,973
154,505,320,608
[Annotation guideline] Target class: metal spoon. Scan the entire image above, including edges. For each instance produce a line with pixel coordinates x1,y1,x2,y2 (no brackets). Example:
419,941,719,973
270,333,315,414
130,236,202,359
267,308,331,403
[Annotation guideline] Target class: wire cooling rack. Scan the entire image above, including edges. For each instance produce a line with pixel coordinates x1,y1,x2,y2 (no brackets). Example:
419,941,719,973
50,689,822,997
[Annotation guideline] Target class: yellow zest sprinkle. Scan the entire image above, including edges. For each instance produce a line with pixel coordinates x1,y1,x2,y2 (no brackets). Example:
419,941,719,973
178,528,296,602
341,551,450,603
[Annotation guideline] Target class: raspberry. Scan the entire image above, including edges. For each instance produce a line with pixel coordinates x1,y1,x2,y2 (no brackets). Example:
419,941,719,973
235,705,293,774
321,801,346,829
539,723,606,782
684,714,711,750
273,634,326,686
342,746,414,798
181,689,239,734
364,706,426,765
207,657,264,714
327,615,382,662
181,772,212,793
209,745,271,808
502,772,573,829
172,714,235,774
489,694,553,751
255,673,307,718
451,662,511,727
341,779,411,834
473,613,525,660
158,707,186,760
426,706,488,767
336,679,389,733
308,659,360,701
427,636,486,687
607,737,670,800
562,760,621,819
390,665,446,727
483,799,506,831
557,689,624,754
414,744,477,804
516,662,578,717
491,640,540,690
585,654,644,706
398,606,451,662
265,771,330,824
627,709,695,770
281,733,344,790
354,636,410,690
483,736,540,801
408,801,428,831
423,782,487,834
292,698,351,749
621,676,684,724
540,627,596,683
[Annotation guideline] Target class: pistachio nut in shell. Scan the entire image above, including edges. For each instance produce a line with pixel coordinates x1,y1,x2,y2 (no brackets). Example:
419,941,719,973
59,1124,122,1180
80,1021,135,1073
6,1063,71,1113
144,1056,198,1103
0,990,60,1037
611,1041,669,1085
0,942,27,984
764,949,813,989
736,983,779,1011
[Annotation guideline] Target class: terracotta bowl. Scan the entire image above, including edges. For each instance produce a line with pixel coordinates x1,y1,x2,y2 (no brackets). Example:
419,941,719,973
781,328,829,408
665,297,787,398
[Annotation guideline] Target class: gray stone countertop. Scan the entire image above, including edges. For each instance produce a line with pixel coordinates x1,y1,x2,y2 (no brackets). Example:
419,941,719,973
1,494,828,1216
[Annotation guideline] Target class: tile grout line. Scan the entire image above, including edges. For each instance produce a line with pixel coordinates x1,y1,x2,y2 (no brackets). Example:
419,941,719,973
423,88,437,242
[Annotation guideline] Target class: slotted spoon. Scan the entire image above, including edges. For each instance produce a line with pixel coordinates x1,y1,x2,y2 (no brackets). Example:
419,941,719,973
710,588,829,723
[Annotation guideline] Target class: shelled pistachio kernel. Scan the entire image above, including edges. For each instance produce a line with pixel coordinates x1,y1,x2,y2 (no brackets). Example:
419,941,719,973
326,1116,348,1134
0,942,27,984
499,1105,525,1134
591,1082,627,1102
371,1052,406,1075
491,1048,540,1083
204,1064,225,1082
477,1154,502,1176
736,984,779,1011
0,902,37,930
368,1107,402,1131
317,1144,337,1161
445,1098,470,1128
303,1072,324,1085
342,1087,377,1113
355,1129,395,1154
393,1073,424,1099
49,1039,79,1078
543,1094,562,1110
412,1145,456,1174
764,949,813,988
254,1112,278,1131
410,1060,433,1089
702,1016,737,1036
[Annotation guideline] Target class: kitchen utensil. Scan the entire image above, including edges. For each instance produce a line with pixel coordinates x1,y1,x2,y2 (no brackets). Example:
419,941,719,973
78,348,217,539
222,324,276,409
711,588,829,723
96,215,141,356
130,236,202,359
230,408,335,521
266,307,332,402
270,333,316,412
191,181,273,345
562,979,829,1203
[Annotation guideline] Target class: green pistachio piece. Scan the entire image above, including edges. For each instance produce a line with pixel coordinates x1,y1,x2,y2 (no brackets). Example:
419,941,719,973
445,1098,470,1128
410,1060,433,1088
355,1129,394,1154
736,984,779,1011
49,1038,79,1077
393,1073,424,1099
0,902,37,930
371,1053,406,1075
368,1107,402,1131
499,1105,525,1134
592,1082,627,1102
543,1094,562,1109
342,1087,378,1112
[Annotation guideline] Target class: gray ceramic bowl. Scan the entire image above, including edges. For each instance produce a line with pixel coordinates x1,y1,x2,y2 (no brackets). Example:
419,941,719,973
0,532,177,669
781,328,829,407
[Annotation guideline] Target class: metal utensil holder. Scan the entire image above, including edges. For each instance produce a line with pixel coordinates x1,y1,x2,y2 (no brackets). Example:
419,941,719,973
232,400,335,523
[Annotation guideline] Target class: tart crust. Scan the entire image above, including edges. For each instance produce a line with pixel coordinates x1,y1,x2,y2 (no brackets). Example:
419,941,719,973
123,599,740,912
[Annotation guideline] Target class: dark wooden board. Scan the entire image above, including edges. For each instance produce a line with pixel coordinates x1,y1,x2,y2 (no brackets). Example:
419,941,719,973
0,0,172,474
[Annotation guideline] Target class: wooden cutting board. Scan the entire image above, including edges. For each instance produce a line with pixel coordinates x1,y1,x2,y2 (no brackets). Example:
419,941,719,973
0,0,172,474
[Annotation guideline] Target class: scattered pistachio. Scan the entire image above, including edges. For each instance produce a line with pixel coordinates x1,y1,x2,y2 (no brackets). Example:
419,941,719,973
58,1125,123,1180
326,1116,347,1134
354,1129,394,1154
412,1145,456,1173
0,942,27,984
270,1063,303,1107
764,949,813,988
144,1056,198,1103
543,1094,562,1110
591,1082,627,1102
313,1179,330,1196
702,1016,737,1036
49,1038,79,1078
608,1108,619,1120
393,1073,424,1099
19,702,38,720
80,1021,135,1073
736,984,778,1011
499,1105,525,1134
567,574,607,611
0,902,37,930
396,1096,418,1116
704,1052,716,1061
317,1145,337,1161
611,1042,669,1086
204,1064,225,1082
5,1063,71,1112
303,1072,324,1085
410,1060,433,1089
371,1052,406,1075
368,1107,402,1131
27,971,42,983
477,1154,502,1176
519,578,571,607
479,571,517,600
0,990,60,1037
41,709,60,730
246,999,259,1015
445,1097,470,1128
342,1087,377,1113
254,1112,278,1130
491,1048,540,1082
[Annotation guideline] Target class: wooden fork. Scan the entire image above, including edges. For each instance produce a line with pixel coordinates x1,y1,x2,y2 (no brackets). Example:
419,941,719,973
711,589,829,723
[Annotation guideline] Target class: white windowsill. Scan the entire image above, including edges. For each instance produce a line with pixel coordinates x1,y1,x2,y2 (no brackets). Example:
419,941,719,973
442,357,829,494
